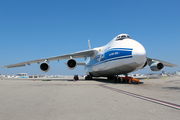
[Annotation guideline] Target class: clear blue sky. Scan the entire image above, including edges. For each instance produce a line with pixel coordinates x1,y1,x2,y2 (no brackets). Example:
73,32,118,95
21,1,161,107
0,0,180,75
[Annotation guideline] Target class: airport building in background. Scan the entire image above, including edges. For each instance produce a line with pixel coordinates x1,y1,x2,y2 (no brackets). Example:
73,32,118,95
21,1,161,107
176,71,180,75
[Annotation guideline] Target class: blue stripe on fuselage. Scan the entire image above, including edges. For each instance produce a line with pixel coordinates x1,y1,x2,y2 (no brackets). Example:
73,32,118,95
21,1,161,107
86,48,133,67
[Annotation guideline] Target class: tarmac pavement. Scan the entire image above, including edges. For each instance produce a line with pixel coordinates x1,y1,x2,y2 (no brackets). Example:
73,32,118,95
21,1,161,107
0,76,180,120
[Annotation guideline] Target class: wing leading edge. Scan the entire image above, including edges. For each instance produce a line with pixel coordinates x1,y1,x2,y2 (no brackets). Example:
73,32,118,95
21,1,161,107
2,49,96,68
147,57,178,67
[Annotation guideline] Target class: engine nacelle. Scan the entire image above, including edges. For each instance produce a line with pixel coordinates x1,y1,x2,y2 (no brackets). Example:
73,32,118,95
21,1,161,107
67,59,77,70
40,62,50,72
150,62,164,71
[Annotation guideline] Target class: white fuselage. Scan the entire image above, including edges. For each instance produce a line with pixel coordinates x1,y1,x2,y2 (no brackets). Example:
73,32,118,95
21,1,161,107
84,36,146,77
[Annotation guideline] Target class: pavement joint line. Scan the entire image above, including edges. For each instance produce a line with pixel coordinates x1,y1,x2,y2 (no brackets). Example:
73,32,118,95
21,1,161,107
99,84,180,110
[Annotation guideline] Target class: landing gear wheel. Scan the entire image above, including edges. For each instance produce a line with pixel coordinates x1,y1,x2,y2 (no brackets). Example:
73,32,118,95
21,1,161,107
107,76,114,80
118,78,122,83
85,75,92,80
114,77,119,83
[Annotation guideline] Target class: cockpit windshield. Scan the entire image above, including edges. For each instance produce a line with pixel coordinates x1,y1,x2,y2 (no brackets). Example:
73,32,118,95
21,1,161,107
116,34,131,40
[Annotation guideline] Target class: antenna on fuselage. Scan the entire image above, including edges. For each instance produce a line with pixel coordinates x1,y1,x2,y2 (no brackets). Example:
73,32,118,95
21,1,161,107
88,40,91,49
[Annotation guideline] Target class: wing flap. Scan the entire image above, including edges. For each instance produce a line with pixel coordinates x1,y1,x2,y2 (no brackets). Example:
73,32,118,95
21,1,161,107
3,64,26,68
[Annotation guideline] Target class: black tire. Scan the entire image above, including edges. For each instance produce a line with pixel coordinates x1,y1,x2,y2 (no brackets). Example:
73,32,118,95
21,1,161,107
114,77,118,83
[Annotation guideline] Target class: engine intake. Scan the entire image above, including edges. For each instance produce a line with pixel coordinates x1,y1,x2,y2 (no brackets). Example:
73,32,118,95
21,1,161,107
150,62,164,71
40,62,50,72
67,59,76,70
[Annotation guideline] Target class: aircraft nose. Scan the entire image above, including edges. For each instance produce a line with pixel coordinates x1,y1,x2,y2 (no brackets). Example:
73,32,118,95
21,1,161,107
132,40,146,65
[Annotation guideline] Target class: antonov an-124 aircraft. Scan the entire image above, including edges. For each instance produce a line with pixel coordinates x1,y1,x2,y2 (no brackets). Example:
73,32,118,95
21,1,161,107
2,34,178,81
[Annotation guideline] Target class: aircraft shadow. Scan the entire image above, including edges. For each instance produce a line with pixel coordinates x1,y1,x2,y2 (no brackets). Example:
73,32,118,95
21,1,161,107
39,78,144,84
88,78,144,84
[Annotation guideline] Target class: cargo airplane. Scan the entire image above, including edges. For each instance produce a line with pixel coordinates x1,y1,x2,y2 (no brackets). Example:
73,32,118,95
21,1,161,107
2,34,178,81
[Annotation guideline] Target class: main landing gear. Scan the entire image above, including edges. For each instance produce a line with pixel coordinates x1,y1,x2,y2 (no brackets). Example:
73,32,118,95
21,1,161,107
113,75,140,84
85,75,92,80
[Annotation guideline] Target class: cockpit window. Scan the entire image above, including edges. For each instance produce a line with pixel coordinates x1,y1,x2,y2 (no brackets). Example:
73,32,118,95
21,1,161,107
116,36,121,40
116,34,131,41
121,35,126,38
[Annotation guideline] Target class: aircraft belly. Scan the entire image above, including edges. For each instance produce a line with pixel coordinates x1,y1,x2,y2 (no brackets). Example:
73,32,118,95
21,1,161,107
85,58,143,77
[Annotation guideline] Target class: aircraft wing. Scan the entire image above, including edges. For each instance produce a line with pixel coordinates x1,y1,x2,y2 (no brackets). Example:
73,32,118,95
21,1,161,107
2,49,96,68
147,57,178,67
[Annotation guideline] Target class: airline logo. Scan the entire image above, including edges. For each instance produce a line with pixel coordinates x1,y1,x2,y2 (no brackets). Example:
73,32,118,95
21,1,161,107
96,48,133,62
86,48,133,67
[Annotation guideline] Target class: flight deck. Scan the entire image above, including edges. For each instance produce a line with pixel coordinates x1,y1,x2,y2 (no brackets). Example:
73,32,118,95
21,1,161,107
0,76,180,120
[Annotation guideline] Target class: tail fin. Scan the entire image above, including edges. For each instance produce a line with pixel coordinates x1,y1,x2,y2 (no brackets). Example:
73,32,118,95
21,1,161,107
88,40,91,49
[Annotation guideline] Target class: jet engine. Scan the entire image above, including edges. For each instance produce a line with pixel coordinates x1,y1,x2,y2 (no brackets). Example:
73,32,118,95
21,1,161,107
67,59,77,70
40,62,50,72
150,62,164,71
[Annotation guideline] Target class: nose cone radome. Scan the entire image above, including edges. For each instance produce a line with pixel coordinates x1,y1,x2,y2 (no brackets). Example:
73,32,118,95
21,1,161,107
132,41,146,65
